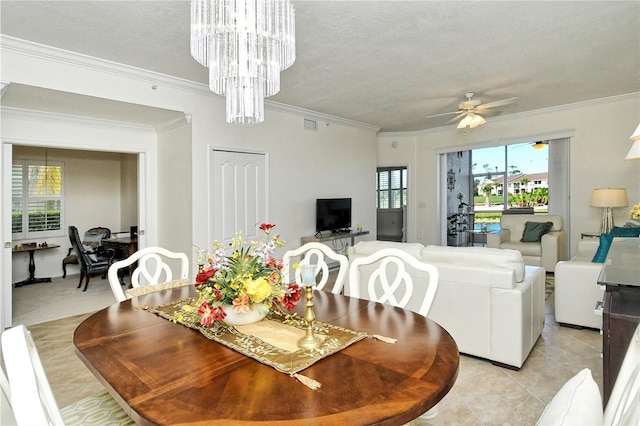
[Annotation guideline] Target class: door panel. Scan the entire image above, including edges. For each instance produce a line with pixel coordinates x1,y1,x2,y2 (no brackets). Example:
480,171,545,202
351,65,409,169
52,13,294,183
211,150,267,246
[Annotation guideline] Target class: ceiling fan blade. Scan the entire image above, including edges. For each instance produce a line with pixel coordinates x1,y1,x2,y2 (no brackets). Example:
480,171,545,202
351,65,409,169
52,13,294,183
444,112,467,125
424,111,460,119
476,97,518,110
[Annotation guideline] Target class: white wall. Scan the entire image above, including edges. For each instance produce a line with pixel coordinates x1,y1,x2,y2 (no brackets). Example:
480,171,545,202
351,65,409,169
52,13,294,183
379,94,640,256
0,39,379,295
156,117,193,263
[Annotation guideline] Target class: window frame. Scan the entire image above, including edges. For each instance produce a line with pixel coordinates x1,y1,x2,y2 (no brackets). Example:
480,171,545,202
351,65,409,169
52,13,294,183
12,158,65,240
376,167,408,209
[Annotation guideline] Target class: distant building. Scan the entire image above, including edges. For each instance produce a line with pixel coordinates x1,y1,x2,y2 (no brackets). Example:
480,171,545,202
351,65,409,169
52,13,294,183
479,172,548,196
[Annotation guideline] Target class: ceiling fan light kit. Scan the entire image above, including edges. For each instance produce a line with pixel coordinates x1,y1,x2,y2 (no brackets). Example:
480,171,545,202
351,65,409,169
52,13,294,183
532,141,548,150
457,113,486,129
426,92,518,130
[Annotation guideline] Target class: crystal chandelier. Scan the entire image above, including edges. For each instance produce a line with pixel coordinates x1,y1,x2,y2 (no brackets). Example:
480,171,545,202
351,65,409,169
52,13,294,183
190,0,296,124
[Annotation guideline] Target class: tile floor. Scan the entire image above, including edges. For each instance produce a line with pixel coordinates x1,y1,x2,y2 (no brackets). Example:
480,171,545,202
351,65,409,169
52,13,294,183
29,290,603,425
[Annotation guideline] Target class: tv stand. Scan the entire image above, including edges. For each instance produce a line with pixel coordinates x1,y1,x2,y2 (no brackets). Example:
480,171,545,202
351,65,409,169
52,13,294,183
301,230,369,247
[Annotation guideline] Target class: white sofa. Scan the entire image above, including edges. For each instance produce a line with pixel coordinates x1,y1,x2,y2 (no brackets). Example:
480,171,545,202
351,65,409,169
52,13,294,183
346,241,546,369
486,214,567,272
554,239,604,329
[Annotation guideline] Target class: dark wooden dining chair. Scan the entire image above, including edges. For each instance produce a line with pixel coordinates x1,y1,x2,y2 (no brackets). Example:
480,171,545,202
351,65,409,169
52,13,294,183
68,225,115,291
62,226,111,277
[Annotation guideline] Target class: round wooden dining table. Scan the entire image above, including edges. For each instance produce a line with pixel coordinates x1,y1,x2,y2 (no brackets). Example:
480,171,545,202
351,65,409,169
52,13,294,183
74,286,459,425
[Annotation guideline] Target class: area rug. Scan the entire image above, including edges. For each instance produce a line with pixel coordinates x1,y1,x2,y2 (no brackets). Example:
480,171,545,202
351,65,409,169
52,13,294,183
60,390,134,426
545,273,555,300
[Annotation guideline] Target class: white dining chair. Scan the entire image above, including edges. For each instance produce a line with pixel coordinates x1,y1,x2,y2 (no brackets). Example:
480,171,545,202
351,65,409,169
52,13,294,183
2,324,65,425
0,366,17,425
348,247,439,317
2,324,133,426
348,247,440,420
108,246,190,302
282,242,349,294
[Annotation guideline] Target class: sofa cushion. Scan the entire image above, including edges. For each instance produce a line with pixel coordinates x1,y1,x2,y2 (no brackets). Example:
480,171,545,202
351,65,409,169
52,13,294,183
421,245,525,283
521,221,553,242
499,241,542,257
500,214,563,242
537,368,603,425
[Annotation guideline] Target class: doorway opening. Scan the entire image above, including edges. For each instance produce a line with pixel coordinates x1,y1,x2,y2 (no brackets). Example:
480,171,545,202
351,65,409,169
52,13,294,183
376,167,407,242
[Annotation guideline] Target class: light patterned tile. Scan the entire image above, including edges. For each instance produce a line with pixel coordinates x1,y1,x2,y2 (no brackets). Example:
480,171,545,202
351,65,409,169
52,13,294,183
26,279,606,425
463,393,546,425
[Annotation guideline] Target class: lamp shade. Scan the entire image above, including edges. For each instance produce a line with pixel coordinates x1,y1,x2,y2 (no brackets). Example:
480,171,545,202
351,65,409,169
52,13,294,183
626,140,640,160
591,188,628,207
631,123,640,141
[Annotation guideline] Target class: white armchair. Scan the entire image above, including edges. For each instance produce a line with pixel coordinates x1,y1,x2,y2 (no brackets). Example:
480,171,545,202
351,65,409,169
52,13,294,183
487,214,567,272
554,239,604,329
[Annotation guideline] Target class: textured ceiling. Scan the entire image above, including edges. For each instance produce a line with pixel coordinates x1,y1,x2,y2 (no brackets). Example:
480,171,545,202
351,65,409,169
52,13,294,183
1,1,639,132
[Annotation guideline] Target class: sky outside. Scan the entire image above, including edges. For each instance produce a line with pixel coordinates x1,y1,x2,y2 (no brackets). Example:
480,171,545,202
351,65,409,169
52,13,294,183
471,142,548,176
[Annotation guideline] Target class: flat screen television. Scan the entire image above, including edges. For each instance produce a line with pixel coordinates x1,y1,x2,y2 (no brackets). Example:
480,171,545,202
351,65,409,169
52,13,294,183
316,198,352,233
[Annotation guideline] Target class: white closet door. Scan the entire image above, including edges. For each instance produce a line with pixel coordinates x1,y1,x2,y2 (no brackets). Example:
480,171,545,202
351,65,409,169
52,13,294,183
210,150,268,246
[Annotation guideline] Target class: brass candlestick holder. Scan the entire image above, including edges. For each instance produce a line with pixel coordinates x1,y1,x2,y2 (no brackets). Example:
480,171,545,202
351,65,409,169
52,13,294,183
297,265,322,350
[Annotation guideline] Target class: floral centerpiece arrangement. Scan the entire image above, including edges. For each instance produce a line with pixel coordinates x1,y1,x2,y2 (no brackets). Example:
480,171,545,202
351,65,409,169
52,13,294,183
630,203,640,221
192,223,302,326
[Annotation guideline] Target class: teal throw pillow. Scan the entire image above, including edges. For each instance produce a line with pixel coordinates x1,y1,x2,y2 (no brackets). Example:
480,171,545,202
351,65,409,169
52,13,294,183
610,226,640,237
521,221,554,242
592,233,614,263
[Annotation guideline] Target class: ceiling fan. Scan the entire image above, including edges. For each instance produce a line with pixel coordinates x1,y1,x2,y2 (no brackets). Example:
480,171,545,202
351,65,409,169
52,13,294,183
531,141,549,150
425,92,518,129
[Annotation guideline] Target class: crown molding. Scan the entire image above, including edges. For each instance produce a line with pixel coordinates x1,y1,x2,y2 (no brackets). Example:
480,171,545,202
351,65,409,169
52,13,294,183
1,106,155,133
379,92,640,137
266,100,381,133
1,35,379,133
154,113,192,134
0,35,212,97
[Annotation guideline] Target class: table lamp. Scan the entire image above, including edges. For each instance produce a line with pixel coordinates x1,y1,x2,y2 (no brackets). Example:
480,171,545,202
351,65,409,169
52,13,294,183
591,188,628,234
625,123,640,160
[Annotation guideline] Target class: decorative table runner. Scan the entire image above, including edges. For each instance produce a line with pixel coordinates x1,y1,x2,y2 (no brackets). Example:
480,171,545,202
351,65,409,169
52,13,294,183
146,297,372,389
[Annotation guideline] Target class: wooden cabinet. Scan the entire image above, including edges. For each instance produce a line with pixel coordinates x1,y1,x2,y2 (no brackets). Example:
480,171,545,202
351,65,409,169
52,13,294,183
602,285,640,407
301,230,369,247
599,238,640,408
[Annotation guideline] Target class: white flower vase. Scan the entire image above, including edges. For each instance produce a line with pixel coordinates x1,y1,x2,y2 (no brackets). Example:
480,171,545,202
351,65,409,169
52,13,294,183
221,303,268,326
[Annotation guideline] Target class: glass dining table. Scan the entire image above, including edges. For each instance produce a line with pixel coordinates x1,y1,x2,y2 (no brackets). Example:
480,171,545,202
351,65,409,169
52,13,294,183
73,286,459,425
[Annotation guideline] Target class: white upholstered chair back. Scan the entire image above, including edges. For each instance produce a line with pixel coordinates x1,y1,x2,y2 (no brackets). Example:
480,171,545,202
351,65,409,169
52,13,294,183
1,324,65,425
108,246,189,302
604,323,640,425
282,242,348,294
0,364,17,425
347,247,439,317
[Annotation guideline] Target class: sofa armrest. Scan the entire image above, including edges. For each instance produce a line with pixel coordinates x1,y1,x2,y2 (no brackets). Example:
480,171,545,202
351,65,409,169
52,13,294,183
540,230,566,272
487,230,509,248
555,259,605,328
577,239,600,257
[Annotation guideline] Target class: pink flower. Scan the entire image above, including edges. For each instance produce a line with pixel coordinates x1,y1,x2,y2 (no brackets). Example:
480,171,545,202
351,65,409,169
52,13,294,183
281,284,302,311
197,301,223,326
232,294,251,313
259,223,275,234
195,268,216,285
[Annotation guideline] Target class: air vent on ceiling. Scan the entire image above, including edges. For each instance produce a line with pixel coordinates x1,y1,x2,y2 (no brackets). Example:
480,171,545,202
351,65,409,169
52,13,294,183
303,118,317,131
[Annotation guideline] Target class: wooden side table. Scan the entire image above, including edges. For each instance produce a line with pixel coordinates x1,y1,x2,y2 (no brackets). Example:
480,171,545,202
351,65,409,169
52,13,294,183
12,244,61,287
581,231,601,239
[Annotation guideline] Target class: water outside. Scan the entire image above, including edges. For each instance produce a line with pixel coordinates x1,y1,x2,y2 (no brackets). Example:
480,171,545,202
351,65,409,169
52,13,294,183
473,222,501,232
